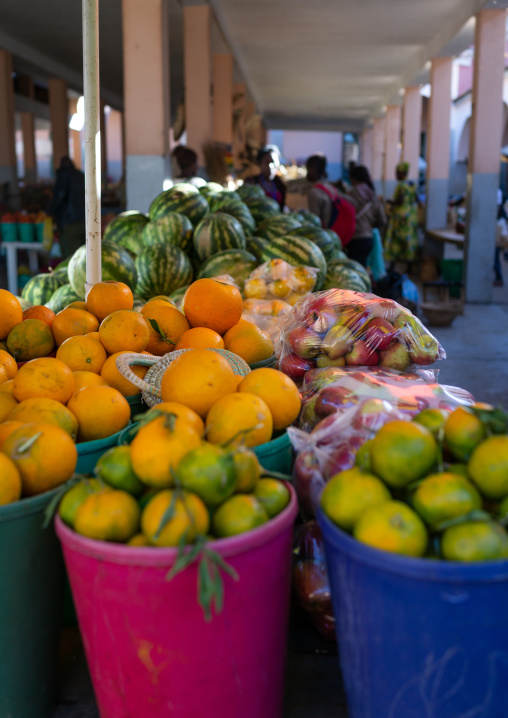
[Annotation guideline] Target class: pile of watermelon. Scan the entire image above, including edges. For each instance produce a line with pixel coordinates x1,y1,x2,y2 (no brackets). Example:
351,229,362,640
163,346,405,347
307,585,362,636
23,181,370,312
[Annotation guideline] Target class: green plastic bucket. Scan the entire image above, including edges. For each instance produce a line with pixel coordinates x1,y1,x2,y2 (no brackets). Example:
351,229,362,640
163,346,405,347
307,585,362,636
1,222,18,242
253,431,292,474
35,223,45,242
127,393,148,420
0,488,66,718
19,223,35,243
76,424,131,474
249,354,277,370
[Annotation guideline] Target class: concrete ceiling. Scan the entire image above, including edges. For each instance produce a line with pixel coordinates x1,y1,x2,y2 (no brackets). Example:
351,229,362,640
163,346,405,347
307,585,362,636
0,0,504,130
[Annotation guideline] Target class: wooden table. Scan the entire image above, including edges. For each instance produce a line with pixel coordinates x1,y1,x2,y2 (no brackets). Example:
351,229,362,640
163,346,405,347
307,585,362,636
425,228,465,247
0,241,47,295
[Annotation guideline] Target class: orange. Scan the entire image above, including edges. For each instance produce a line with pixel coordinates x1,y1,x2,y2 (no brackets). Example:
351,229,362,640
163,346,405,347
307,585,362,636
444,407,486,462
66,301,88,311
223,319,274,364
98,310,150,354
148,401,205,437
177,443,237,507
353,500,428,557
0,290,23,340
130,415,202,488
182,278,243,335
7,318,55,361
141,489,209,547
128,533,150,546
100,351,148,397
86,280,134,322
212,495,269,538
8,397,78,440
160,349,238,418
0,379,14,395
175,327,224,351
2,423,78,496
369,421,438,488
67,386,130,442
412,472,482,526
52,308,100,346
58,478,106,527
0,366,8,387
320,468,392,531
56,335,107,374
86,331,100,340
0,392,18,422
0,421,23,449
238,367,301,431
205,392,273,448
254,478,291,518
13,357,75,403
441,522,508,561
22,305,56,327
142,304,190,356
140,298,175,314
467,435,508,500
0,453,22,505
412,408,449,435
232,448,261,492
0,349,17,380
74,489,140,542
72,370,109,392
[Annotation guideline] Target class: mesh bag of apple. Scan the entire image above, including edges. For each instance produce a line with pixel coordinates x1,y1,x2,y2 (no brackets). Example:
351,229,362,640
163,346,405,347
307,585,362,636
242,298,293,345
276,289,446,381
243,259,319,305
299,365,475,432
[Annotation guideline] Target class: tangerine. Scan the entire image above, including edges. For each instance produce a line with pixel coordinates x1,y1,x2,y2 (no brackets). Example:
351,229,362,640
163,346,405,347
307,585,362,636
56,335,108,373
72,370,109,392
182,279,243,334
0,290,23,340
8,397,78,440
142,304,190,356
67,386,130,442
441,521,508,561
175,327,225,351
353,500,428,557
254,478,290,518
212,495,269,538
74,490,140,542
223,320,274,364
444,407,486,462
7,318,55,361
98,310,150,354
52,308,100,346
0,392,17,422
0,453,22,505
95,445,145,496
148,401,205,437
369,421,438,488
412,472,482,526
22,305,56,327
205,392,273,448
321,468,391,531
141,489,209,547
238,367,301,431
467,435,508,500
233,448,261,492
100,351,148,396
0,379,15,395
58,478,106,527
86,280,134,322
13,357,75,403
0,349,17,380
176,443,237,507
0,420,23,449
66,301,88,311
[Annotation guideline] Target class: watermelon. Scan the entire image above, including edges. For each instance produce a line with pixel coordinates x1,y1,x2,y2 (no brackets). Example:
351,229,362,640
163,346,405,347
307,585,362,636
193,212,246,261
197,249,258,289
45,284,81,313
327,258,372,291
292,224,338,262
15,296,32,310
103,211,149,255
133,295,146,311
246,236,270,261
170,285,189,311
237,183,266,202
149,184,209,226
298,210,321,227
207,197,256,235
22,273,61,306
260,235,327,290
257,214,303,241
244,196,280,224
135,244,193,298
323,265,367,292
51,265,70,285
199,182,224,197
141,212,193,254
68,240,138,299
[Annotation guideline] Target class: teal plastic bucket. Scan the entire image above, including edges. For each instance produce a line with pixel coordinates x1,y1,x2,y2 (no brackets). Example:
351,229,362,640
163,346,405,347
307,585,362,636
76,425,130,474
0,488,66,718
249,354,277,370
19,223,35,243
253,431,292,474
1,222,18,242
35,223,45,242
127,393,148,420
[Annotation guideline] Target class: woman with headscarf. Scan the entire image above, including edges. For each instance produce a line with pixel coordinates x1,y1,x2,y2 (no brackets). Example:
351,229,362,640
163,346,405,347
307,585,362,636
384,161,419,270
245,145,286,209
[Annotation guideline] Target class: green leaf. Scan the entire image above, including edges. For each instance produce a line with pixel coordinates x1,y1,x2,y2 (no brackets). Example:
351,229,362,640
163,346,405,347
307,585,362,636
219,423,263,449
259,469,292,482
204,548,239,582
432,509,492,533
148,318,175,346
166,535,202,581
211,560,224,614
42,474,86,529
198,557,214,622
154,491,178,540
18,431,43,454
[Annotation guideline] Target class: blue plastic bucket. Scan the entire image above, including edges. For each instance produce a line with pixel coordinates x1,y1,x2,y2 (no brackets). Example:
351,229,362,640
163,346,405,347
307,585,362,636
318,508,508,718
76,425,130,474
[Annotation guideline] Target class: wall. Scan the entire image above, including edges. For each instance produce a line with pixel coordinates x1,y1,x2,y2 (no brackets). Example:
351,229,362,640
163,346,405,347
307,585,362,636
267,129,344,181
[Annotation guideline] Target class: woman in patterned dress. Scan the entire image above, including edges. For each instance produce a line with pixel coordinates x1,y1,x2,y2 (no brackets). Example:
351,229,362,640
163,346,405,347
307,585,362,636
384,161,418,271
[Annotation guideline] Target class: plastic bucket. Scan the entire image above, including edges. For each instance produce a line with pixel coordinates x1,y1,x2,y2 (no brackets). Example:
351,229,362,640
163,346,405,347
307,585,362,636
126,393,147,420
1,222,18,242
254,431,292,474
249,354,277,370
318,508,508,718
0,488,66,718
56,485,298,718
76,425,131,474
35,222,45,242
19,223,35,243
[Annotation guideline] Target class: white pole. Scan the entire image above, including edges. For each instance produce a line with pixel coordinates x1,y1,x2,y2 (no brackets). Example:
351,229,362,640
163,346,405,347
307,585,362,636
83,0,101,296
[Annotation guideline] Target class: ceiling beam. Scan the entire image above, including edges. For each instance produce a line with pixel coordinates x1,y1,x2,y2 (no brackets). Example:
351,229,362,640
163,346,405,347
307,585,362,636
264,114,367,133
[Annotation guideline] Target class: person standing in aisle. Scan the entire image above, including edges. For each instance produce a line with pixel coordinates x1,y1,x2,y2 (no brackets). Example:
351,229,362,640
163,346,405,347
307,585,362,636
46,156,86,259
245,146,287,210
384,161,419,272
171,145,207,188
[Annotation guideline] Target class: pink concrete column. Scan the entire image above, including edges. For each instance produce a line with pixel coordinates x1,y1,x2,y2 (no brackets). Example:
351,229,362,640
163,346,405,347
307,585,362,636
465,9,507,302
122,0,171,211
233,82,246,171
48,78,69,172
372,117,385,195
212,53,233,146
100,100,108,185
383,104,401,199
0,49,18,201
20,112,37,183
360,128,373,174
402,86,422,183
106,109,123,184
183,4,211,167
69,97,82,170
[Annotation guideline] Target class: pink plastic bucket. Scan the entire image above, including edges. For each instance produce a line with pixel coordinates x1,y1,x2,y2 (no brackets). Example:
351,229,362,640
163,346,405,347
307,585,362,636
55,484,298,718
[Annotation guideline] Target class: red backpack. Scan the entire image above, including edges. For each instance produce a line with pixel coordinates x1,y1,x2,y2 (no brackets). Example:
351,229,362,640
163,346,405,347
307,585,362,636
315,183,356,247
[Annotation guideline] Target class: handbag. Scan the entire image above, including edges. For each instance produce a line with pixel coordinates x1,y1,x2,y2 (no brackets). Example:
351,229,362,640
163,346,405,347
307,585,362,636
367,228,386,280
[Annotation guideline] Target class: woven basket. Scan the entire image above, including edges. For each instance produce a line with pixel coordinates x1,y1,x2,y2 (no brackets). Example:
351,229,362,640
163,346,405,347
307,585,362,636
115,348,251,408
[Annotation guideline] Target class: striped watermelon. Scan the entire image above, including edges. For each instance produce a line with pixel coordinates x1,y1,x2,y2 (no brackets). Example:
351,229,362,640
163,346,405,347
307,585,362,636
207,198,256,235
22,273,61,306
323,265,367,292
260,235,327,290
328,258,372,291
135,244,193,299
68,240,138,299
257,214,303,241
298,210,321,227
141,212,193,254
52,265,70,285
244,196,280,224
103,211,149,255
292,225,337,262
15,296,32,310
45,284,81,313
199,182,224,198
170,285,189,311
193,212,246,261
149,184,209,226
246,236,270,261
197,249,258,289
237,183,266,202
